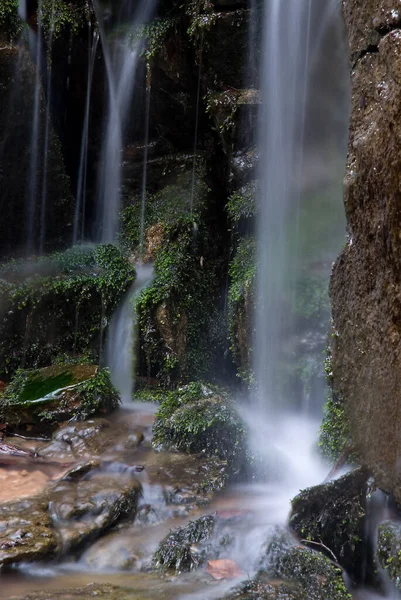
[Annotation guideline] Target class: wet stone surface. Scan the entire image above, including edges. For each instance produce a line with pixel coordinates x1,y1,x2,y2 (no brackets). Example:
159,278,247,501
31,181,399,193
0,499,58,568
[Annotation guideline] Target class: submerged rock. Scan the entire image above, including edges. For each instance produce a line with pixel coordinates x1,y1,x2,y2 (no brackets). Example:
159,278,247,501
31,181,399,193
289,469,368,581
152,382,247,476
0,366,120,429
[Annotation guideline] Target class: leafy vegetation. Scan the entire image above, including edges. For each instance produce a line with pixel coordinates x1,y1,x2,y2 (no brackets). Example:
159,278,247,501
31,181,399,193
0,245,135,379
228,237,256,383
40,0,91,38
0,0,23,40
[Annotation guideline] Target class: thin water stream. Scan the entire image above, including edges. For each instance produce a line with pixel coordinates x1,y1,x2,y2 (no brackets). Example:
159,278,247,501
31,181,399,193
93,0,157,243
106,263,154,405
73,25,99,245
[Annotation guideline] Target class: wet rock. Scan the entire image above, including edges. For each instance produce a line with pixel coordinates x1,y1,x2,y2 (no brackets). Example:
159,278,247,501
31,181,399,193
152,383,247,476
47,476,141,552
343,0,401,63
153,515,216,572
0,366,119,430
220,575,304,600
40,419,113,460
330,14,401,503
289,469,369,580
377,520,401,587
0,499,58,568
261,528,351,600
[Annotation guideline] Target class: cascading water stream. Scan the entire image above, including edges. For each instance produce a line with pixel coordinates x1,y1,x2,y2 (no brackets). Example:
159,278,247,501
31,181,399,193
139,64,152,258
73,24,99,244
106,263,154,406
93,0,157,243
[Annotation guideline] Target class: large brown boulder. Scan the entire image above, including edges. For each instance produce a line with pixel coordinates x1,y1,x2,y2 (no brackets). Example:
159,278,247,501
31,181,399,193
331,2,401,501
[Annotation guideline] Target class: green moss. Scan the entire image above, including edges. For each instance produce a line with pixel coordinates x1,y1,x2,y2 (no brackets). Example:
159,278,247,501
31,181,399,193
261,536,352,600
0,245,135,379
121,169,208,250
152,383,247,475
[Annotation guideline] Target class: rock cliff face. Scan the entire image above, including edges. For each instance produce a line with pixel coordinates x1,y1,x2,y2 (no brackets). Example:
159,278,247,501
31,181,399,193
331,1,401,500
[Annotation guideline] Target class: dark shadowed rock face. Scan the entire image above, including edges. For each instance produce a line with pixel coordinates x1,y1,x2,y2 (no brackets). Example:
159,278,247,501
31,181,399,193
331,2,401,502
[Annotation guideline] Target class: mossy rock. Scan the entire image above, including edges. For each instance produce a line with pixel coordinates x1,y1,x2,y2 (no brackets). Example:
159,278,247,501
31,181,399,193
377,520,401,587
261,528,351,600
152,382,248,475
153,515,216,572
289,469,368,582
0,244,135,378
0,365,120,428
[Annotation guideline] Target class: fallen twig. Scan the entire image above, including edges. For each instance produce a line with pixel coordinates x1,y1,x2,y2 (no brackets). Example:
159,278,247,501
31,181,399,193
300,538,339,565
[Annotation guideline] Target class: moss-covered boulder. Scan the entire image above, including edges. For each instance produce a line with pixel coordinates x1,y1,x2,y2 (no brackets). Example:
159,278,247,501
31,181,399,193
153,515,216,572
261,528,351,600
0,244,135,378
0,365,120,428
377,520,401,587
289,469,369,582
152,382,247,475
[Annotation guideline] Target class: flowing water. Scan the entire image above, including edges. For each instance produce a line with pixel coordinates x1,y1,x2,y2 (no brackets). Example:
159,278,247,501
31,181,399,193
106,263,154,406
73,25,99,245
93,0,157,243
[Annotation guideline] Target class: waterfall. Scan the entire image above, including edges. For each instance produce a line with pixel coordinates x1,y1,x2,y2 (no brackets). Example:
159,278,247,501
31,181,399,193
73,25,99,245
106,263,154,406
93,0,157,243
254,0,348,416
26,0,43,255
139,65,152,258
